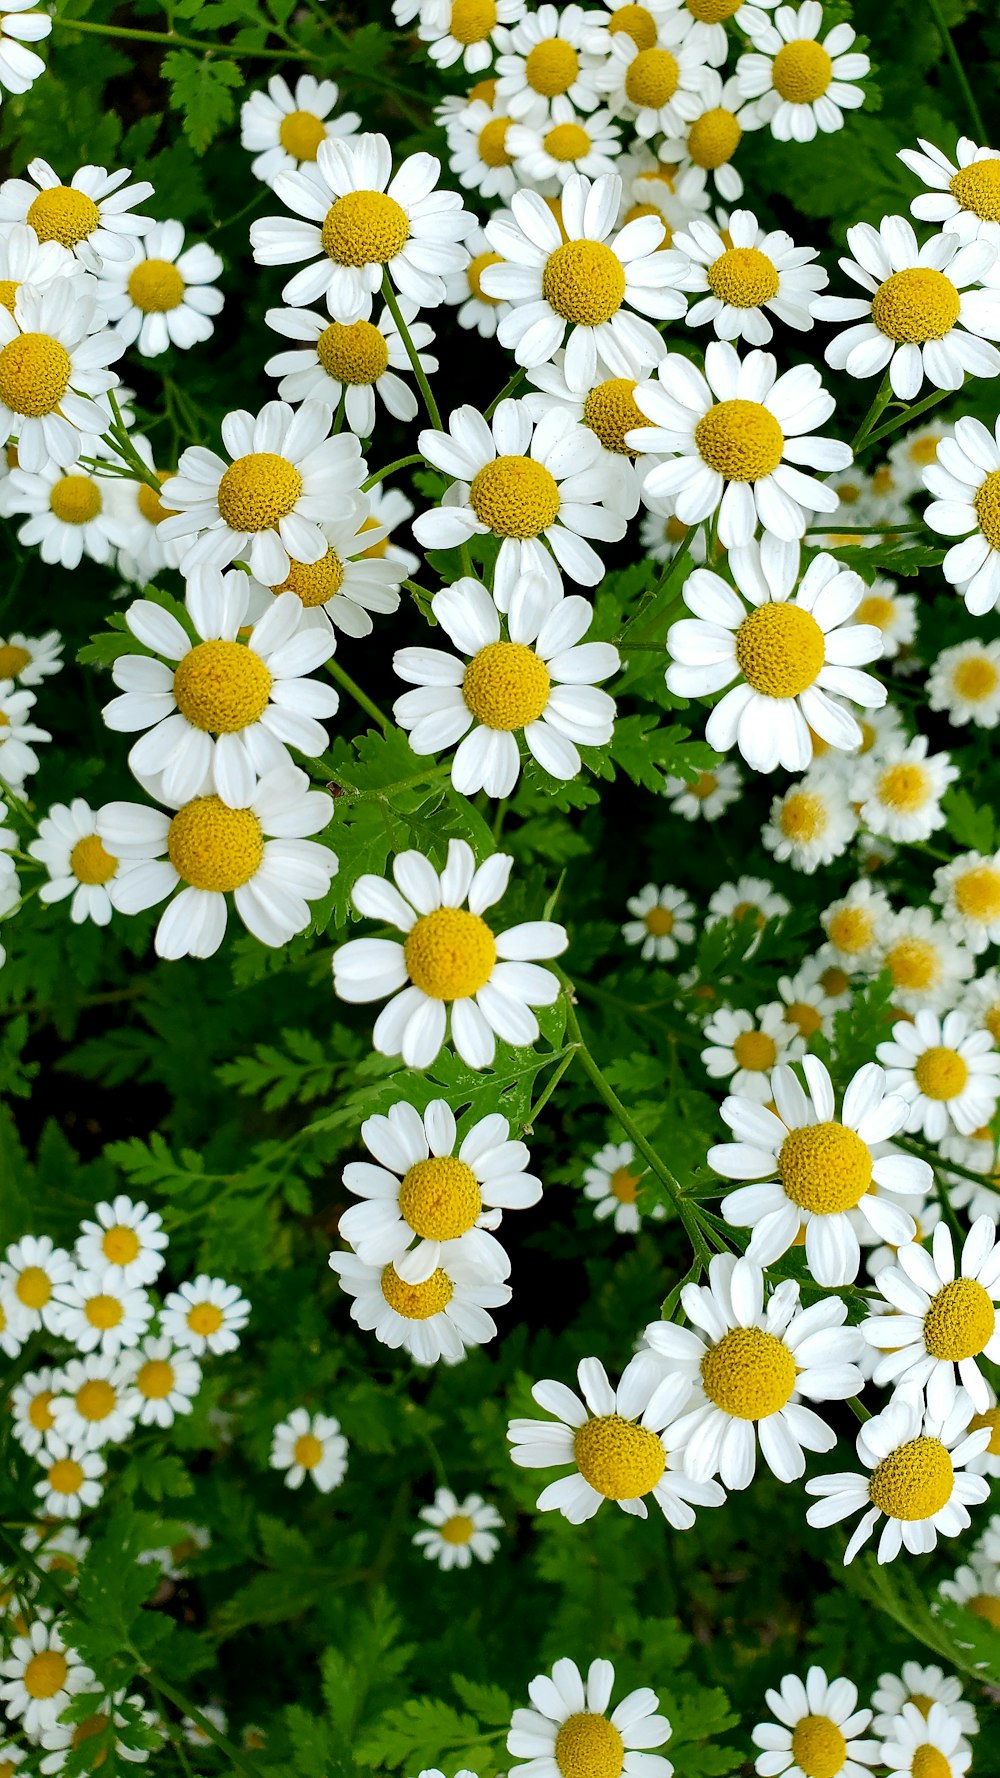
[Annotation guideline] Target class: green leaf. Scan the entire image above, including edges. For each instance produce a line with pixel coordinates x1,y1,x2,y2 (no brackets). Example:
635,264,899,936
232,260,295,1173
943,787,995,853
162,51,244,153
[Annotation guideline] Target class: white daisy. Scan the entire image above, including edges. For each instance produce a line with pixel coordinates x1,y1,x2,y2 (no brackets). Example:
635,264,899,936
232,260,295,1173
22,1525,89,1575
862,1216,1000,1419
776,958,844,1042
182,1706,228,1748
444,103,519,204
622,882,695,960
51,1267,153,1356
856,736,958,842
507,100,622,189
493,5,610,124
0,456,131,569
656,71,755,203
0,1621,94,1738
820,878,890,972
961,970,1000,1048
662,759,741,820
50,1354,138,1451
923,415,1000,616
735,2,870,144
99,765,338,959
751,1667,878,1778
414,0,526,72
0,221,74,311
74,1194,167,1286
707,873,790,930
4,1234,74,1334
0,0,51,100
640,488,709,559
871,1664,978,1740
249,131,474,320
95,222,224,358
524,354,654,518
413,1488,502,1568
886,416,955,494
939,1554,1000,1623
933,851,1000,954
928,638,1000,728
120,1335,202,1428
34,1437,107,1520
875,907,975,1013
509,1351,722,1525
879,1702,972,1778
597,25,714,143
29,799,126,928
701,1002,804,1102
328,1244,511,1365
665,208,826,345
899,136,1000,253
160,1275,250,1356
0,280,122,473
618,150,712,241
939,1128,1000,1225
240,74,362,188
582,1138,665,1233
443,222,512,338
877,1009,1000,1142
0,628,62,685
264,298,435,437
332,839,568,1069
38,1686,161,1770
393,573,619,797
269,1407,348,1492
761,767,858,871
158,399,365,585
10,1367,64,1456
0,157,153,269
851,577,916,660
508,1657,674,1778
0,680,45,791
246,501,404,639
107,434,185,587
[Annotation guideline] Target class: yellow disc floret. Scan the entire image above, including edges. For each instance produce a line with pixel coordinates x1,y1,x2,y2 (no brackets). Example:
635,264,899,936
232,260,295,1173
0,279,18,314
949,159,1000,221
278,109,326,160
136,1359,175,1399
707,247,779,309
855,594,895,629
923,1277,996,1361
871,268,961,344
541,239,626,326
462,640,551,730
700,1326,797,1419
732,1029,778,1072
380,1262,453,1319
610,1165,640,1202
913,1045,969,1101
28,1390,55,1431
786,1000,823,1038
910,1749,952,1778
167,796,264,893
970,1593,1000,1628
478,117,514,168
0,643,30,677
955,864,1000,924
71,834,117,887
771,39,833,103
778,1121,872,1214
524,37,579,98
573,1413,666,1499
608,3,658,47
544,121,592,161
188,1302,223,1336
583,377,647,454
404,906,497,1000
779,789,828,843
137,472,176,528
23,1650,69,1699
624,46,679,109
172,640,272,734
49,474,101,526
790,1717,847,1778
645,906,674,937
0,333,72,418
321,190,410,266
127,258,185,313
272,548,344,608
26,185,101,248
735,601,825,698
884,938,940,994
317,319,390,385
469,455,561,537
76,1379,116,1422
554,1713,625,1778
216,452,302,534
868,1435,954,1519
441,1513,475,1543
695,399,785,481
450,0,497,40
686,0,741,16
688,107,742,169
293,1432,325,1468
47,1458,85,1498
973,470,1000,550
398,1155,482,1240
101,1224,140,1265
953,651,1000,700
86,1294,123,1330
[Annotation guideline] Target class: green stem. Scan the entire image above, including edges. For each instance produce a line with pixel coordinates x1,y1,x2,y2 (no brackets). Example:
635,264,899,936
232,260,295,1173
850,370,893,453
924,0,987,138
845,1394,872,1423
53,13,314,58
485,365,527,419
381,276,442,431
125,1658,266,1778
325,659,391,733
804,523,924,536
617,529,693,649
523,1045,578,1132
362,453,423,490
862,385,952,452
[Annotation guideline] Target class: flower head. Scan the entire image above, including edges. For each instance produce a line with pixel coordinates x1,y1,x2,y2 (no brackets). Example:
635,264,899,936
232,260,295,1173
507,1657,674,1778
270,1407,348,1492
751,1667,877,1778
412,1488,503,1568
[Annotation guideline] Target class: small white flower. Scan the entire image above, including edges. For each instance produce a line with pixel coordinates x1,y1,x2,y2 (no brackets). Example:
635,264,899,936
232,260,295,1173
899,135,1000,252
412,0,525,73
871,1662,979,1740
0,1621,94,1737
240,74,361,188
875,906,975,1013
665,207,827,345
622,882,695,960
853,576,916,659
0,0,51,99
329,1245,510,1365
493,4,610,125
735,1,870,144
878,1701,972,1778
582,1138,664,1233
121,1335,202,1427
0,456,131,569
264,298,436,437
182,1706,228,1749
50,1354,138,1451
444,105,519,204
877,1009,1000,1142
961,969,1000,1048
160,1275,250,1356
751,1667,878,1778
933,850,1000,953
0,157,153,269
525,353,655,518
245,500,404,640
701,1001,804,1102
0,280,122,473
0,628,62,685
34,1436,107,1520
109,434,185,587
412,1487,502,1568
862,1215,1000,1419
507,1657,674,1778
820,878,890,971
939,1551,1000,1617
51,1267,153,1356
777,957,845,1042
74,1194,167,1286
923,415,1000,617
10,1366,64,1455
663,759,741,821
640,489,709,562
762,767,857,872
928,637,1000,728
939,1128,1000,1226
597,23,714,142
96,221,224,358
29,799,126,928
708,873,790,931
856,735,958,842
270,1407,348,1492
39,1686,160,1770
507,100,622,189
657,70,755,202
4,1234,74,1334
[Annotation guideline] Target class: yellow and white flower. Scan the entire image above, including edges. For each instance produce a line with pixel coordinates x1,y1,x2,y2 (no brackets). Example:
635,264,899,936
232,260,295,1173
0,0,51,100
107,434,185,587
708,874,790,933
886,415,954,493
0,280,122,472
928,638,1000,729
622,882,695,960
38,1686,160,1771
862,1215,1000,1419
328,1245,511,1365
74,1195,167,1287
264,298,436,437
939,1126,1000,1226
160,1275,250,1356
939,1553,1000,1623
598,25,714,144
871,1662,979,1741
444,221,512,336
412,1487,503,1568
247,503,404,640
0,221,74,310
269,1408,348,1492
0,1621,94,1737
735,2,870,143
877,1009,1000,1142
933,850,1000,953
29,799,126,928
4,1234,74,1335
701,1002,803,1102
182,1706,228,1748
95,222,224,358
0,680,45,790
408,0,527,73
22,1524,88,1574
899,136,1000,253
51,1267,153,1356
0,456,131,569
777,959,845,1043
878,1701,972,1778
494,5,611,125
34,1436,107,1519
665,207,826,345
875,906,975,1013
820,878,890,972
856,736,958,842
657,71,755,203
853,576,916,660
508,1657,674,1778
751,1668,877,1778
525,354,656,517
761,767,857,872
507,100,623,189
50,1354,138,1451
121,1335,202,1428
0,157,153,269
962,968,1000,1049
240,74,362,188
444,103,519,203
0,628,62,685
923,415,1000,617
617,148,712,241
10,1366,64,1456
663,759,741,820
583,1138,665,1233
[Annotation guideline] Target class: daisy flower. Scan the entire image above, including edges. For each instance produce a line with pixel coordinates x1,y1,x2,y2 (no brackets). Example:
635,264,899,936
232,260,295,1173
483,172,684,392
619,152,712,242
852,577,916,660
761,767,858,872
0,1287,24,1359
777,959,844,1043
734,2,870,144
751,1668,877,1778
0,628,62,685
95,222,224,358
22,1524,89,1574
10,1366,64,1456
415,397,626,604
39,1687,161,1771
507,101,622,189
339,1095,540,1284
939,1554,1000,1624
597,25,714,143
940,1129,1000,1226
250,131,474,320
160,1275,250,1356
886,416,954,493
415,0,526,72
264,298,436,437
525,354,655,518
393,573,619,797
240,74,361,188
108,434,184,587
493,5,611,124
247,503,404,639
269,1408,348,1492
923,415,1000,616
34,1437,107,1520
137,1523,210,1579
582,1138,664,1233
0,1621,94,1738
814,215,1000,401
0,158,153,268
657,71,756,203
899,136,1000,252
507,1657,673,1778
29,799,126,928
644,1255,864,1489
879,1702,972,1778
871,1664,978,1740
332,838,568,1070
328,1245,511,1365
933,851,1000,954
928,638,1000,728
820,878,890,972
0,280,122,472
121,1336,202,1428
0,681,44,790
103,572,339,809
158,399,365,585
666,208,827,344
877,1009,1000,1142
622,883,695,960
99,764,338,959
856,736,958,842
4,1234,74,1334
631,341,852,546
0,456,131,568
50,1355,137,1451
962,970,1000,1048
51,1268,153,1356
875,907,974,1014
640,490,708,558
74,1195,167,1287
862,1216,1000,1419
701,1003,803,1102
444,103,519,204
708,873,790,929
444,222,511,338
508,1351,722,1525
0,221,73,309
663,759,741,820
412,1488,503,1569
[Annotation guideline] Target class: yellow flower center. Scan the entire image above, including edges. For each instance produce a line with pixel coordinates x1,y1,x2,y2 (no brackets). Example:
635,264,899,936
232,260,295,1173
468,76,497,104
316,319,390,386
450,0,496,40
16,1266,51,1309
969,1403,1000,1455
47,1458,85,1498
949,158,1000,221
76,1378,116,1421
910,1747,950,1778
735,601,825,698
477,117,514,167
272,547,344,608
856,594,895,629
554,1713,625,1778
462,640,551,730
913,1045,969,1102
293,1431,325,1469
573,1413,666,1499
972,469,1000,550
871,268,961,344
609,3,658,46
138,471,176,527
23,1649,69,1699
127,258,185,313
167,796,265,893
278,108,326,160
707,246,779,310
101,1224,141,1265
0,642,30,677
826,908,873,956
541,238,626,326
216,451,303,534
786,999,823,1038
953,653,1000,700
869,1435,954,1519
469,455,561,537
70,833,117,886
380,1262,453,1319
86,1294,123,1330
610,1165,640,1202
28,1389,56,1431
923,1276,995,1361
0,279,19,314
954,864,1000,924
820,963,849,994
583,377,646,455
72,1716,109,1761
467,249,504,300
49,473,102,526
26,185,101,247
688,106,742,168
543,120,592,162
398,1155,482,1240
624,46,679,109
778,1121,872,1214
695,399,785,482
686,0,741,16
0,333,72,417
732,1029,778,1072
779,789,827,843
441,1513,475,1543
877,760,932,813
644,905,674,937
172,640,273,734
403,906,497,1000
700,1326,797,1419
524,37,579,98
321,190,410,266
771,38,833,103
188,1301,224,1336
790,1716,847,1778
137,1359,175,1399
885,938,941,994
970,1593,1000,1627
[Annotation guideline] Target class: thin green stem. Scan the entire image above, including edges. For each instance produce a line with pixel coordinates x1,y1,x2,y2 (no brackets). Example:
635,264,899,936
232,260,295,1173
523,1046,578,1132
325,659,391,733
381,276,442,431
485,365,527,418
862,385,952,451
845,1395,872,1423
53,13,314,58
924,0,987,138
804,523,924,536
850,370,893,453
362,453,423,490
618,529,693,649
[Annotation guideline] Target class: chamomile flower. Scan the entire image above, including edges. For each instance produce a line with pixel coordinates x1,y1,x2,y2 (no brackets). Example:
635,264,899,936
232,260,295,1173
622,883,695,960
923,415,1000,616
856,736,958,842
0,280,122,473
618,152,712,243
879,1702,972,1778
0,1286,22,1357
96,223,224,358
508,1658,673,1778
158,399,365,585
928,638,1000,728
264,299,435,437
160,1276,250,1356
240,75,362,188
51,1269,153,1356
524,354,656,517
899,137,1000,252
814,217,1000,401
29,799,125,928
329,1245,511,1365
862,1216,1000,1418
886,416,954,494
269,1408,348,1492
0,1621,94,1737
0,158,153,267
582,1139,664,1233
483,172,685,392
507,100,622,189
777,959,844,1043
34,1438,107,1520
939,1129,1000,1225
393,574,619,797
701,1002,804,1102
23,1525,89,1575
631,342,852,547
666,208,826,345
871,1664,978,1740
0,222,74,311
509,1351,722,1525
74,1196,167,1287
734,2,870,144
820,879,890,972
852,577,917,660
657,72,755,202
444,104,519,203
50,1355,137,1451
99,765,338,958
494,6,610,125
4,1235,74,1334
707,873,790,930
248,503,404,639
663,760,741,820
121,1336,202,1428
939,1554,1000,1622
10,1367,64,1456
104,572,338,808
0,456,130,568
413,398,626,606
751,1668,878,1778
413,1488,503,1568
108,435,184,587
761,767,857,872
39,1686,161,1770
597,26,714,143
876,1009,1000,1142
415,0,526,73
332,838,568,1070
339,1096,540,1284
0,680,45,790
875,907,974,1013
250,131,474,320
0,629,62,685
962,970,1000,1048
933,851,1000,954
0,0,52,101
444,222,512,334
